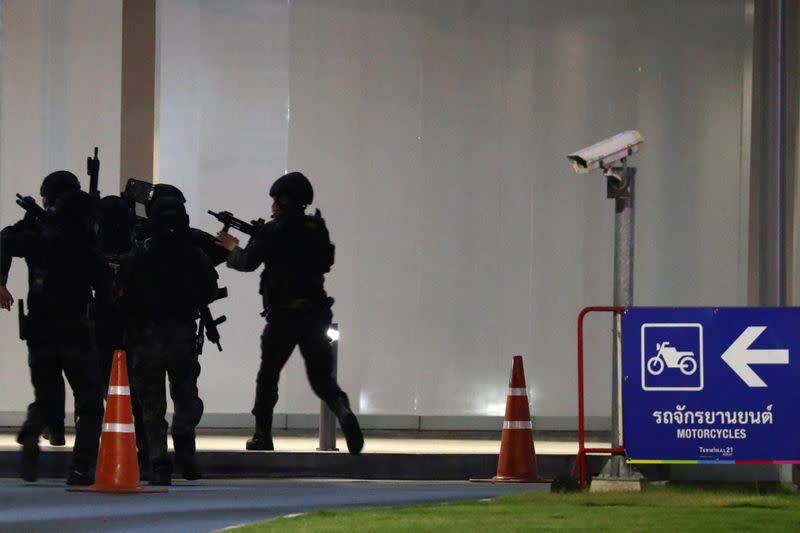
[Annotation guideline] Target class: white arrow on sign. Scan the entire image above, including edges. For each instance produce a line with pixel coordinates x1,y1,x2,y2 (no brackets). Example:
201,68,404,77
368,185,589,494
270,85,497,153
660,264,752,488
720,326,789,387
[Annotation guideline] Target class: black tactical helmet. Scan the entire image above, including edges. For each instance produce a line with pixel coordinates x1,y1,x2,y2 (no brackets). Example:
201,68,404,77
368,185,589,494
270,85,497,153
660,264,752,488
150,197,189,234
40,170,81,208
146,183,186,217
98,195,135,253
269,172,314,209
98,195,136,230
54,190,94,231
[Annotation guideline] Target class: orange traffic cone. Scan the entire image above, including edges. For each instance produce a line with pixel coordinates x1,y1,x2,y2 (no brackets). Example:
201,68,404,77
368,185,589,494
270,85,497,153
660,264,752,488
473,355,548,483
69,350,164,493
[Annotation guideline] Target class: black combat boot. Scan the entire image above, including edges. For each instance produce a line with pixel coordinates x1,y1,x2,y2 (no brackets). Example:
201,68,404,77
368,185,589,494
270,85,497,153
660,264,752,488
245,416,274,451
66,468,94,486
149,459,172,486
173,434,202,481
138,450,152,482
335,402,364,455
19,435,40,482
47,425,66,447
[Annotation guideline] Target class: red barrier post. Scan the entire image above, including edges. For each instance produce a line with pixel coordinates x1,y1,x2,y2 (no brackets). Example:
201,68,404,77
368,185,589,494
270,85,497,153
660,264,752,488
575,306,625,489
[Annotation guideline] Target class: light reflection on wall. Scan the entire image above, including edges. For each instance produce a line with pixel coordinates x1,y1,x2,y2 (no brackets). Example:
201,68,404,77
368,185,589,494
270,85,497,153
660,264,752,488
153,0,749,420
359,391,372,414
472,386,533,417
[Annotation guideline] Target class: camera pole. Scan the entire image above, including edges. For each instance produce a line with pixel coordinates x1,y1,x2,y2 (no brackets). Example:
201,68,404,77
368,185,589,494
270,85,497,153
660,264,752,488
596,165,642,487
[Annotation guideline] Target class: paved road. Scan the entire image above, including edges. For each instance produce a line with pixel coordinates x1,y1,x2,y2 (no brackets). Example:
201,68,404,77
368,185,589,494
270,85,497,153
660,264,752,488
0,479,546,533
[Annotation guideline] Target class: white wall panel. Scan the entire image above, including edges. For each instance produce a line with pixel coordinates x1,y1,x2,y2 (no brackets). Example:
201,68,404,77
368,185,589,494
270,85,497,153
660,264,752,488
634,0,750,307
156,0,749,420
157,0,292,413
0,0,748,426
0,0,122,415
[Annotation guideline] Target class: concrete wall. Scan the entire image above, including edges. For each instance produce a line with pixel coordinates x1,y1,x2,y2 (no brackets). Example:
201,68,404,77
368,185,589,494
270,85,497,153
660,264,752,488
0,0,122,416
0,0,751,431
154,0,751,426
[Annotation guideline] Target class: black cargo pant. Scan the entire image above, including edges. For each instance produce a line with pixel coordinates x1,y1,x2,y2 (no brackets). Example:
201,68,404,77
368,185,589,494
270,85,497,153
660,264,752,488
129,321,204,470
18,337,103,473
42,365,66,438
253,307,350,430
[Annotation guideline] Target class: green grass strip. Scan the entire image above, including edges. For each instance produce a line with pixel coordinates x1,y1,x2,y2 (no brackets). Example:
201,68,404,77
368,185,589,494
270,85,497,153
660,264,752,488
231,485,800,532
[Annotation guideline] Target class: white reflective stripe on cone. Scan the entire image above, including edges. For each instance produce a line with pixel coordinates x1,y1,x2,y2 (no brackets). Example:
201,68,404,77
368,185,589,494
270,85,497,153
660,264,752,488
107,386,130,396
507,388,527,396
103,423,135,433
503,421,533,430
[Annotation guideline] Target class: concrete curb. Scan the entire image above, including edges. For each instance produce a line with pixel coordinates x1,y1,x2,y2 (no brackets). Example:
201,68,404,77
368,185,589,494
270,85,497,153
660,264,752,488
0,450,631,481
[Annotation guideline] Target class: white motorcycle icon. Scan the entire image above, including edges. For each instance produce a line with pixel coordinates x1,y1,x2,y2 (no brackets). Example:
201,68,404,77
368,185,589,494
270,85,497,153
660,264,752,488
646,341,697,376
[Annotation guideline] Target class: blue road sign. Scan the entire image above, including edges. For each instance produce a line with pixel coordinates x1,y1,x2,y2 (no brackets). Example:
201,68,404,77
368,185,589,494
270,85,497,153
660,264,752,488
622,308,800,464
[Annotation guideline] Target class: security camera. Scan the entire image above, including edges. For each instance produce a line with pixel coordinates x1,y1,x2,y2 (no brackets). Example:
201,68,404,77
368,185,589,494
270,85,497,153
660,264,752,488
567,130,644,176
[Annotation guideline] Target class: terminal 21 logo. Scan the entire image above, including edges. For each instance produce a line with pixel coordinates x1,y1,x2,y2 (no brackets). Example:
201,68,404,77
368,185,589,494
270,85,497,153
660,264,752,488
641,323,704,391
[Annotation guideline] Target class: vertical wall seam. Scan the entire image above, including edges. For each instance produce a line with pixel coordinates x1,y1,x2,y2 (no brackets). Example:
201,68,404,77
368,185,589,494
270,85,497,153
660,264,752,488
0,0,4,224
739,0,755,306
776,0,785,305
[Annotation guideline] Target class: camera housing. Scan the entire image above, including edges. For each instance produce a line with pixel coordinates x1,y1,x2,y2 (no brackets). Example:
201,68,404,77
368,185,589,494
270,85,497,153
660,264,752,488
567,130,644,175
121,178,154,218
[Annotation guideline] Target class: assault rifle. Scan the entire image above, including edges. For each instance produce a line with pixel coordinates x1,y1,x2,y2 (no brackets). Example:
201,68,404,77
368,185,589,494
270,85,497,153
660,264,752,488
15,194,47,222
197,287,228,354
18,299,27,341
207,210,265,236
87,147,100,199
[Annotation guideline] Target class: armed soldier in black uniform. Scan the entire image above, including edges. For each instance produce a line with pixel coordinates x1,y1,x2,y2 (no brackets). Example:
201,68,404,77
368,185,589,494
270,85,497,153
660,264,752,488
0,188,110,485
127,182,229,268
95,195,137,385
94,194,154,474
121,198,219,485
1,171,85,449
126,181,229,350
215,172,364,455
